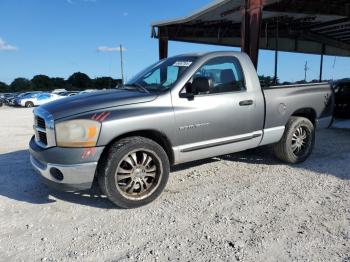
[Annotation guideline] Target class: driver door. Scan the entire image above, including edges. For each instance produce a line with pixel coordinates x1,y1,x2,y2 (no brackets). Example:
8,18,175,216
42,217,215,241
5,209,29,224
171,56,264,163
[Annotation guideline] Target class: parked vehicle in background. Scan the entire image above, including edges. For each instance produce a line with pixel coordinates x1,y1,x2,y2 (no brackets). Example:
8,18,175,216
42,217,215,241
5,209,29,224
333,79,350,117
0,93,12,106
51,89,67,94
20,93,64,107
8,93,22,105
29,51,334,208
78,89,98,95
5,93,20,105
3,93,14,104
15,93,40,107
58,91,79,97
2,93,14,100
13,92,43,106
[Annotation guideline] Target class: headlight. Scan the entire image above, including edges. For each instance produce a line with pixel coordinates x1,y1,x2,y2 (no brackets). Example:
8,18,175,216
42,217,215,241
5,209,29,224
55,119,101,147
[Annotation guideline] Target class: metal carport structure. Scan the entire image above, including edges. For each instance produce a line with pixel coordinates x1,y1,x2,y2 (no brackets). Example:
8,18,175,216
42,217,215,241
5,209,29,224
151,0,350,81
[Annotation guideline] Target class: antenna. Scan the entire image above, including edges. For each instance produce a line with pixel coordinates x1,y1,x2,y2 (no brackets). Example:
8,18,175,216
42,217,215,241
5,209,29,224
304,61,310,82
119,44,125,85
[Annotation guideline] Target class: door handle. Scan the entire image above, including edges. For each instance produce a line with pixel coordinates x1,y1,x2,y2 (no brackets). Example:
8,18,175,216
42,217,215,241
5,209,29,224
239,100,254,106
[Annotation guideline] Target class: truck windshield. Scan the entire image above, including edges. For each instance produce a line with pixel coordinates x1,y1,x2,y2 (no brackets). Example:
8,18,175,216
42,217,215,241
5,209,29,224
126,56,197,92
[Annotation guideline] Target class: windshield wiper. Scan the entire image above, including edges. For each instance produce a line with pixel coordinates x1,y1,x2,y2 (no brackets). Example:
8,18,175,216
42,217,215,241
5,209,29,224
124,83,150,93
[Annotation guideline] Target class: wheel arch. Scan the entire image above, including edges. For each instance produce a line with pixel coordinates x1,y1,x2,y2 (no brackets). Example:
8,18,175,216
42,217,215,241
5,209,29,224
25,100,34,107
101,130,174,165
290,108,317,125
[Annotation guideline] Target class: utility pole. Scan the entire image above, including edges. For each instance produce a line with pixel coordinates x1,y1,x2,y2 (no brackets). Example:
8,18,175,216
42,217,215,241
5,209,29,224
119,44,124,85
331,56,337,82
304,61,310,82
274,17,279,85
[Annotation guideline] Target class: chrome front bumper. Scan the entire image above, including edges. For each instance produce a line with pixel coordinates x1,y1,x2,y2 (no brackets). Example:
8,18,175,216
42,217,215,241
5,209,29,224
30,155,97,191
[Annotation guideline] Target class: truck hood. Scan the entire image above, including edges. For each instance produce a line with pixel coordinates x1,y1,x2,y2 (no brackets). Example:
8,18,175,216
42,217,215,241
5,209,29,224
40,89,157,120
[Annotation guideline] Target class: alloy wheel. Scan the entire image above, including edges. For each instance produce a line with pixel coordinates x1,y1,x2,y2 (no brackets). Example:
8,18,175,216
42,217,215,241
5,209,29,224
115,149,161,200
291,126,310,156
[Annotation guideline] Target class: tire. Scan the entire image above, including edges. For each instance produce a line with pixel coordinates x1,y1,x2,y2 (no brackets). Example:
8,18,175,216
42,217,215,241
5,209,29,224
273,116,315,164
98,136,170,208
25,101,34,108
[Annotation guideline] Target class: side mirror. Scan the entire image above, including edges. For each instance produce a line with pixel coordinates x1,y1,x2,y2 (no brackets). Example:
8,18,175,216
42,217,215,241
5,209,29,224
192,77,212,94
179,92,194,100
179,77,212,100
179,82,195,100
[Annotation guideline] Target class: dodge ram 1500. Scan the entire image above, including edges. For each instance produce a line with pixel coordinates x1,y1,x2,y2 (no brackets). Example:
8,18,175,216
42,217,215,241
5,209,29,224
29,52,334,208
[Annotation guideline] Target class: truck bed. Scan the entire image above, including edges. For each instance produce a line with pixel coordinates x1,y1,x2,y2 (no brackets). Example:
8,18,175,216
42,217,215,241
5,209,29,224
263,82,334,130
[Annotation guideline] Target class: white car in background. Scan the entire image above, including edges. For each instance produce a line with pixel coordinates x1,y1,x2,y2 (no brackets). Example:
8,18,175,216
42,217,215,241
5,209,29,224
78,89,99,95
20,93,64,107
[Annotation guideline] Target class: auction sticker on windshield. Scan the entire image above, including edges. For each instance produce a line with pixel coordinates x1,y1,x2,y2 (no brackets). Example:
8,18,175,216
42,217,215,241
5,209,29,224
173,61,192,67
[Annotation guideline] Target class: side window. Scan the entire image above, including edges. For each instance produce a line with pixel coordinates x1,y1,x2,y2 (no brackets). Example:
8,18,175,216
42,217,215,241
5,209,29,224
194,56,245,94
163,66,180,87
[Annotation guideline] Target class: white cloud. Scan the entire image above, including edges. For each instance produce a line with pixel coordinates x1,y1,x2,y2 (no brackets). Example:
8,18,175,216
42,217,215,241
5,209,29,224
0,37,18,51
97,46,126,52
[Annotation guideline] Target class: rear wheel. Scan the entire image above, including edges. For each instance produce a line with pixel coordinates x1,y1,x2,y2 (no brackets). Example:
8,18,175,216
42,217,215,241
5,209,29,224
25,101,34,108
98,136,170,208
273,116,315,164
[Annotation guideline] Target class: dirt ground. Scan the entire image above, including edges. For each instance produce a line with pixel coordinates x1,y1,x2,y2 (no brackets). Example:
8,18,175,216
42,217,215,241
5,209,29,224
0,106,349,262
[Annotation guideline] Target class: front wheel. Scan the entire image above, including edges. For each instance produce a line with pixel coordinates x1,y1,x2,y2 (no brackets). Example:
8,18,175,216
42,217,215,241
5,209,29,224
98,136,170,208
273,116,315,164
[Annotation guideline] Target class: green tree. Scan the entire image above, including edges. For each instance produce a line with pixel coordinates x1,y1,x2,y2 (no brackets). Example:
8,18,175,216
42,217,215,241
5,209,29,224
67,72,93,90
94,77,115,89
10,78,31,92
259,75,279,87
0,81,9,92
51,77,66,90
114,79,123,88
31,75,52,91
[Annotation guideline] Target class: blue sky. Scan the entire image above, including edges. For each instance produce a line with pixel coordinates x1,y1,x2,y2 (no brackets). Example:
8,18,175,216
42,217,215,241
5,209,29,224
1,0,349,84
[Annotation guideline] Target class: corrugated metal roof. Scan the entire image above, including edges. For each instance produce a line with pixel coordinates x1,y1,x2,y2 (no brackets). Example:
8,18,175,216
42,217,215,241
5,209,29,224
152,0,350,57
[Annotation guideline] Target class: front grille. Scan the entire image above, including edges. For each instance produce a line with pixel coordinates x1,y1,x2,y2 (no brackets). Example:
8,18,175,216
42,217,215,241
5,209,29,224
33,108,55,148
37,117,46,129
34,115,48,146
38,130,48,145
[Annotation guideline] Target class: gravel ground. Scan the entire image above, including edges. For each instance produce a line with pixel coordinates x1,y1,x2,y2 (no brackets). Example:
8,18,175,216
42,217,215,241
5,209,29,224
0,106,349,262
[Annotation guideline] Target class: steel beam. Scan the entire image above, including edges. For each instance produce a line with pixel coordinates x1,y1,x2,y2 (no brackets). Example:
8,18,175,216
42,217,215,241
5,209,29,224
303,31,350,51
319,44,325,82
264,0,350,17
158,28,168,60
240,0,263,68
306,18,350,30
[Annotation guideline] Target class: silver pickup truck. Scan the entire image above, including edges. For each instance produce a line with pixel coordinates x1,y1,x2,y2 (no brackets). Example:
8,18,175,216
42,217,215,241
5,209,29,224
29,51,334,208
